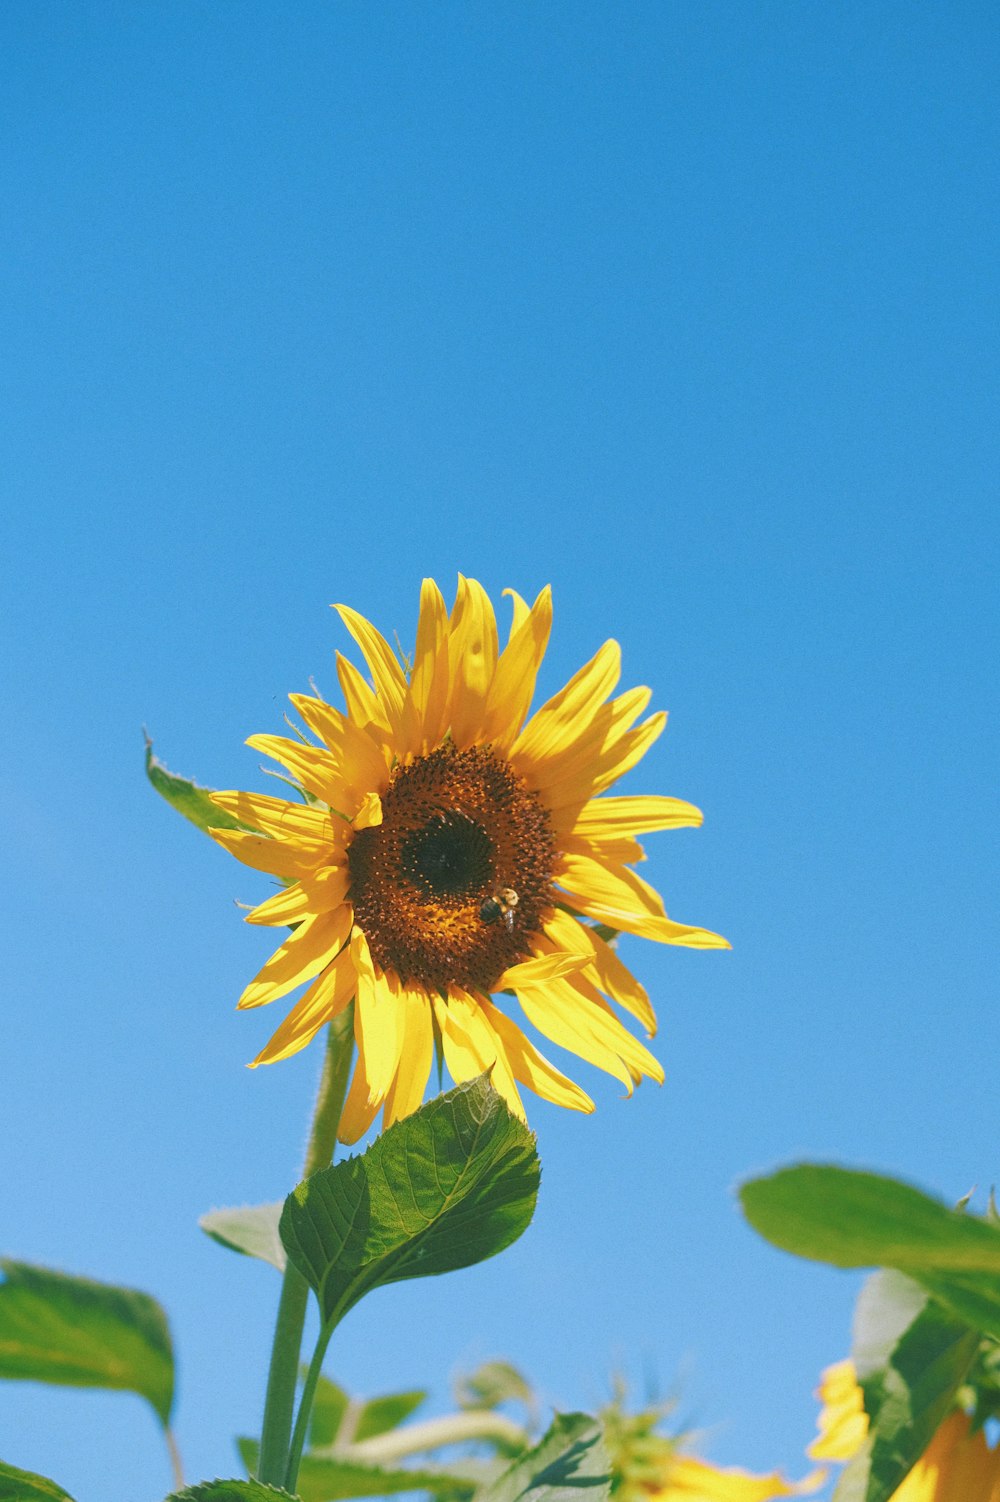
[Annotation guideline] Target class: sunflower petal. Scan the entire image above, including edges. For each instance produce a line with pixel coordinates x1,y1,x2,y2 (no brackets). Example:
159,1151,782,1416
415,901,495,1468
560,794,704,837
237,907,353,1011
479,997,593,1113
351,930,404,1105
336,652,395,747
245,870,349,926
480,586,553,751
333,603,410,732
511,979,635,1090
338,1037,383,1146
408,578,451,754
209,791,337,846
510,640,621,769
209,826,327,881
542,908,656,1033
556,851,730,949
288,695,390,794
382,986,435,1128
448,576,500,748
250,947,357,1066
245,734,355,810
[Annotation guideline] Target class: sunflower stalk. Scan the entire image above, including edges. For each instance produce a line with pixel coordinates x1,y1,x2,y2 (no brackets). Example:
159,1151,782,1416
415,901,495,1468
256,1004,355,1487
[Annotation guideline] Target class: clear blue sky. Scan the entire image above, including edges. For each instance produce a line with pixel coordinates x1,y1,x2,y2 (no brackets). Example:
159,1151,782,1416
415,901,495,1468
2,4,997,1499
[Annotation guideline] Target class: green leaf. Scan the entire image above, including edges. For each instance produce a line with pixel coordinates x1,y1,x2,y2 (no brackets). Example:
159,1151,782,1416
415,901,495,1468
306,1375,350,1448
0,1459,76,1501
200,1203,287,1272
475,1414,610,1502
0,1260,174,1426
354,1389,428,1441
145,738,252,838
455,1361,535,1418
740,1165,1000,1274
239,1442,479,1502
166,1484,299,1502
839,1282,979,1502
280,1077,540,1332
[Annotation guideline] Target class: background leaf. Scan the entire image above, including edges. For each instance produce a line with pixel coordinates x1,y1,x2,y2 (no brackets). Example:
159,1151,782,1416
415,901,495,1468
0,1459,76,1501
455,1362,535,1420
280,1078,540,1331
166,1484,299,1502
740,1165,1000,1340
304,1376,426,1448
835,1288,979,1502
145,739,254,837
239,1442,481,1502
474,1414,610,1502
200,1203,287,1272
0,1260,174,1427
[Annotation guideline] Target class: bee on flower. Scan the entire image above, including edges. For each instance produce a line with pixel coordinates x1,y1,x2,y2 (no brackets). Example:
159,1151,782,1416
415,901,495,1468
209,576,728,1141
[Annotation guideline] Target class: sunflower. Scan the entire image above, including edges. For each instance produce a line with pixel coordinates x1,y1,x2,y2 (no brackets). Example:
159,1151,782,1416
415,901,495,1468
810,1360,1000,1500
208,577,727,1142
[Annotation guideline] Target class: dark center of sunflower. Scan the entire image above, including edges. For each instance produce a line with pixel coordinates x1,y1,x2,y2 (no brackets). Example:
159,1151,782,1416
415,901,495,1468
347,744,555,992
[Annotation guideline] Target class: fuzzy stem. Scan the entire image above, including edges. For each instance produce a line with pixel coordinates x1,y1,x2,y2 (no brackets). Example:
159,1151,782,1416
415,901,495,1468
256,1005,355,1486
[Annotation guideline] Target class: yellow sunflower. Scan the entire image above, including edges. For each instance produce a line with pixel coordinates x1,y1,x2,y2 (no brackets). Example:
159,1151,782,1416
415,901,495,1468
208,576,727,1143
810,1360,1000,1500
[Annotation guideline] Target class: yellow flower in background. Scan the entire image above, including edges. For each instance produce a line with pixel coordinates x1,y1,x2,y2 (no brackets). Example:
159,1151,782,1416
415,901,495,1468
810,1360,1000,1500
209,577,727,1141
606,1390,818,1502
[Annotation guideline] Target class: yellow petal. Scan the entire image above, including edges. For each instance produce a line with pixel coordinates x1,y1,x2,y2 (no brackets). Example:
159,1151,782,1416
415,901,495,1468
288,695,390,795
448,575,500,749
245,870,349,926
336,651,394,746
408,578,451,754
543,907,656,1033
510,640,621,770
245,734,355,810
333,603,410,733
250,947,357,1066
237,907,353,1011
556,852,730,949
523,685,652,791
209,791,338,847
808,1361,867,1462
352,791,383,830
512,978,636,1090
560,831,647,866
351,929,403,1105
539,707,666,811
559,794,704,837
663,1454,820,1500
502,587,531,639
382,986,435,1128
209,826,327,881
338,1035,382,1146
479,997,594,1113
496,952,589,989
479,585,553,751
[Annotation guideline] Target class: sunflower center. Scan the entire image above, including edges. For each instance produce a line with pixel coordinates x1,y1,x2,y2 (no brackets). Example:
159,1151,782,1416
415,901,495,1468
347,744,555,992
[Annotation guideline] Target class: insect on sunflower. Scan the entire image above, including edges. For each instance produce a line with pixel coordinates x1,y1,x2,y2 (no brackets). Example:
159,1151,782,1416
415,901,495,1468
209,577,728,1142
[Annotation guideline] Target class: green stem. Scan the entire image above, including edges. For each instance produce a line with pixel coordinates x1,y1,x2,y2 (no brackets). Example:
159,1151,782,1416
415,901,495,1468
285,1320,336,1490
256,1005,355,1486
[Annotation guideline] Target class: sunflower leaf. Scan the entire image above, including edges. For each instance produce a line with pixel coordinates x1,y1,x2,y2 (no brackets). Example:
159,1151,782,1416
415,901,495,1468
164,1484,299,1502
833,1276,980,1502
238,1442,479,1502
279,1077,539,1333
740,1164,1000,1339
474,1413,611,1502
0,1458,77,1500
0,1260,174,1427
199,1203,286,1272
144,737,255,838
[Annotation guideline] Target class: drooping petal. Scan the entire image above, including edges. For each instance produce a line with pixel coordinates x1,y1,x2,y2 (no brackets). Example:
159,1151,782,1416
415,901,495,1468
448,576,500,749
808,1361,867,1462
662,1454,820,1500
351,930,404,1106
338,1032,383,1145
496,952,589,989
511,978,636,1090
479,997,594,1113
250,946,357,1066
433,991,524,1118
382,985,435,1128
543,907,656,1033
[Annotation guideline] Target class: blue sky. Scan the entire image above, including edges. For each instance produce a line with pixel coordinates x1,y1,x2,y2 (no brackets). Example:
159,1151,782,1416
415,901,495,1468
2,4,998,1498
